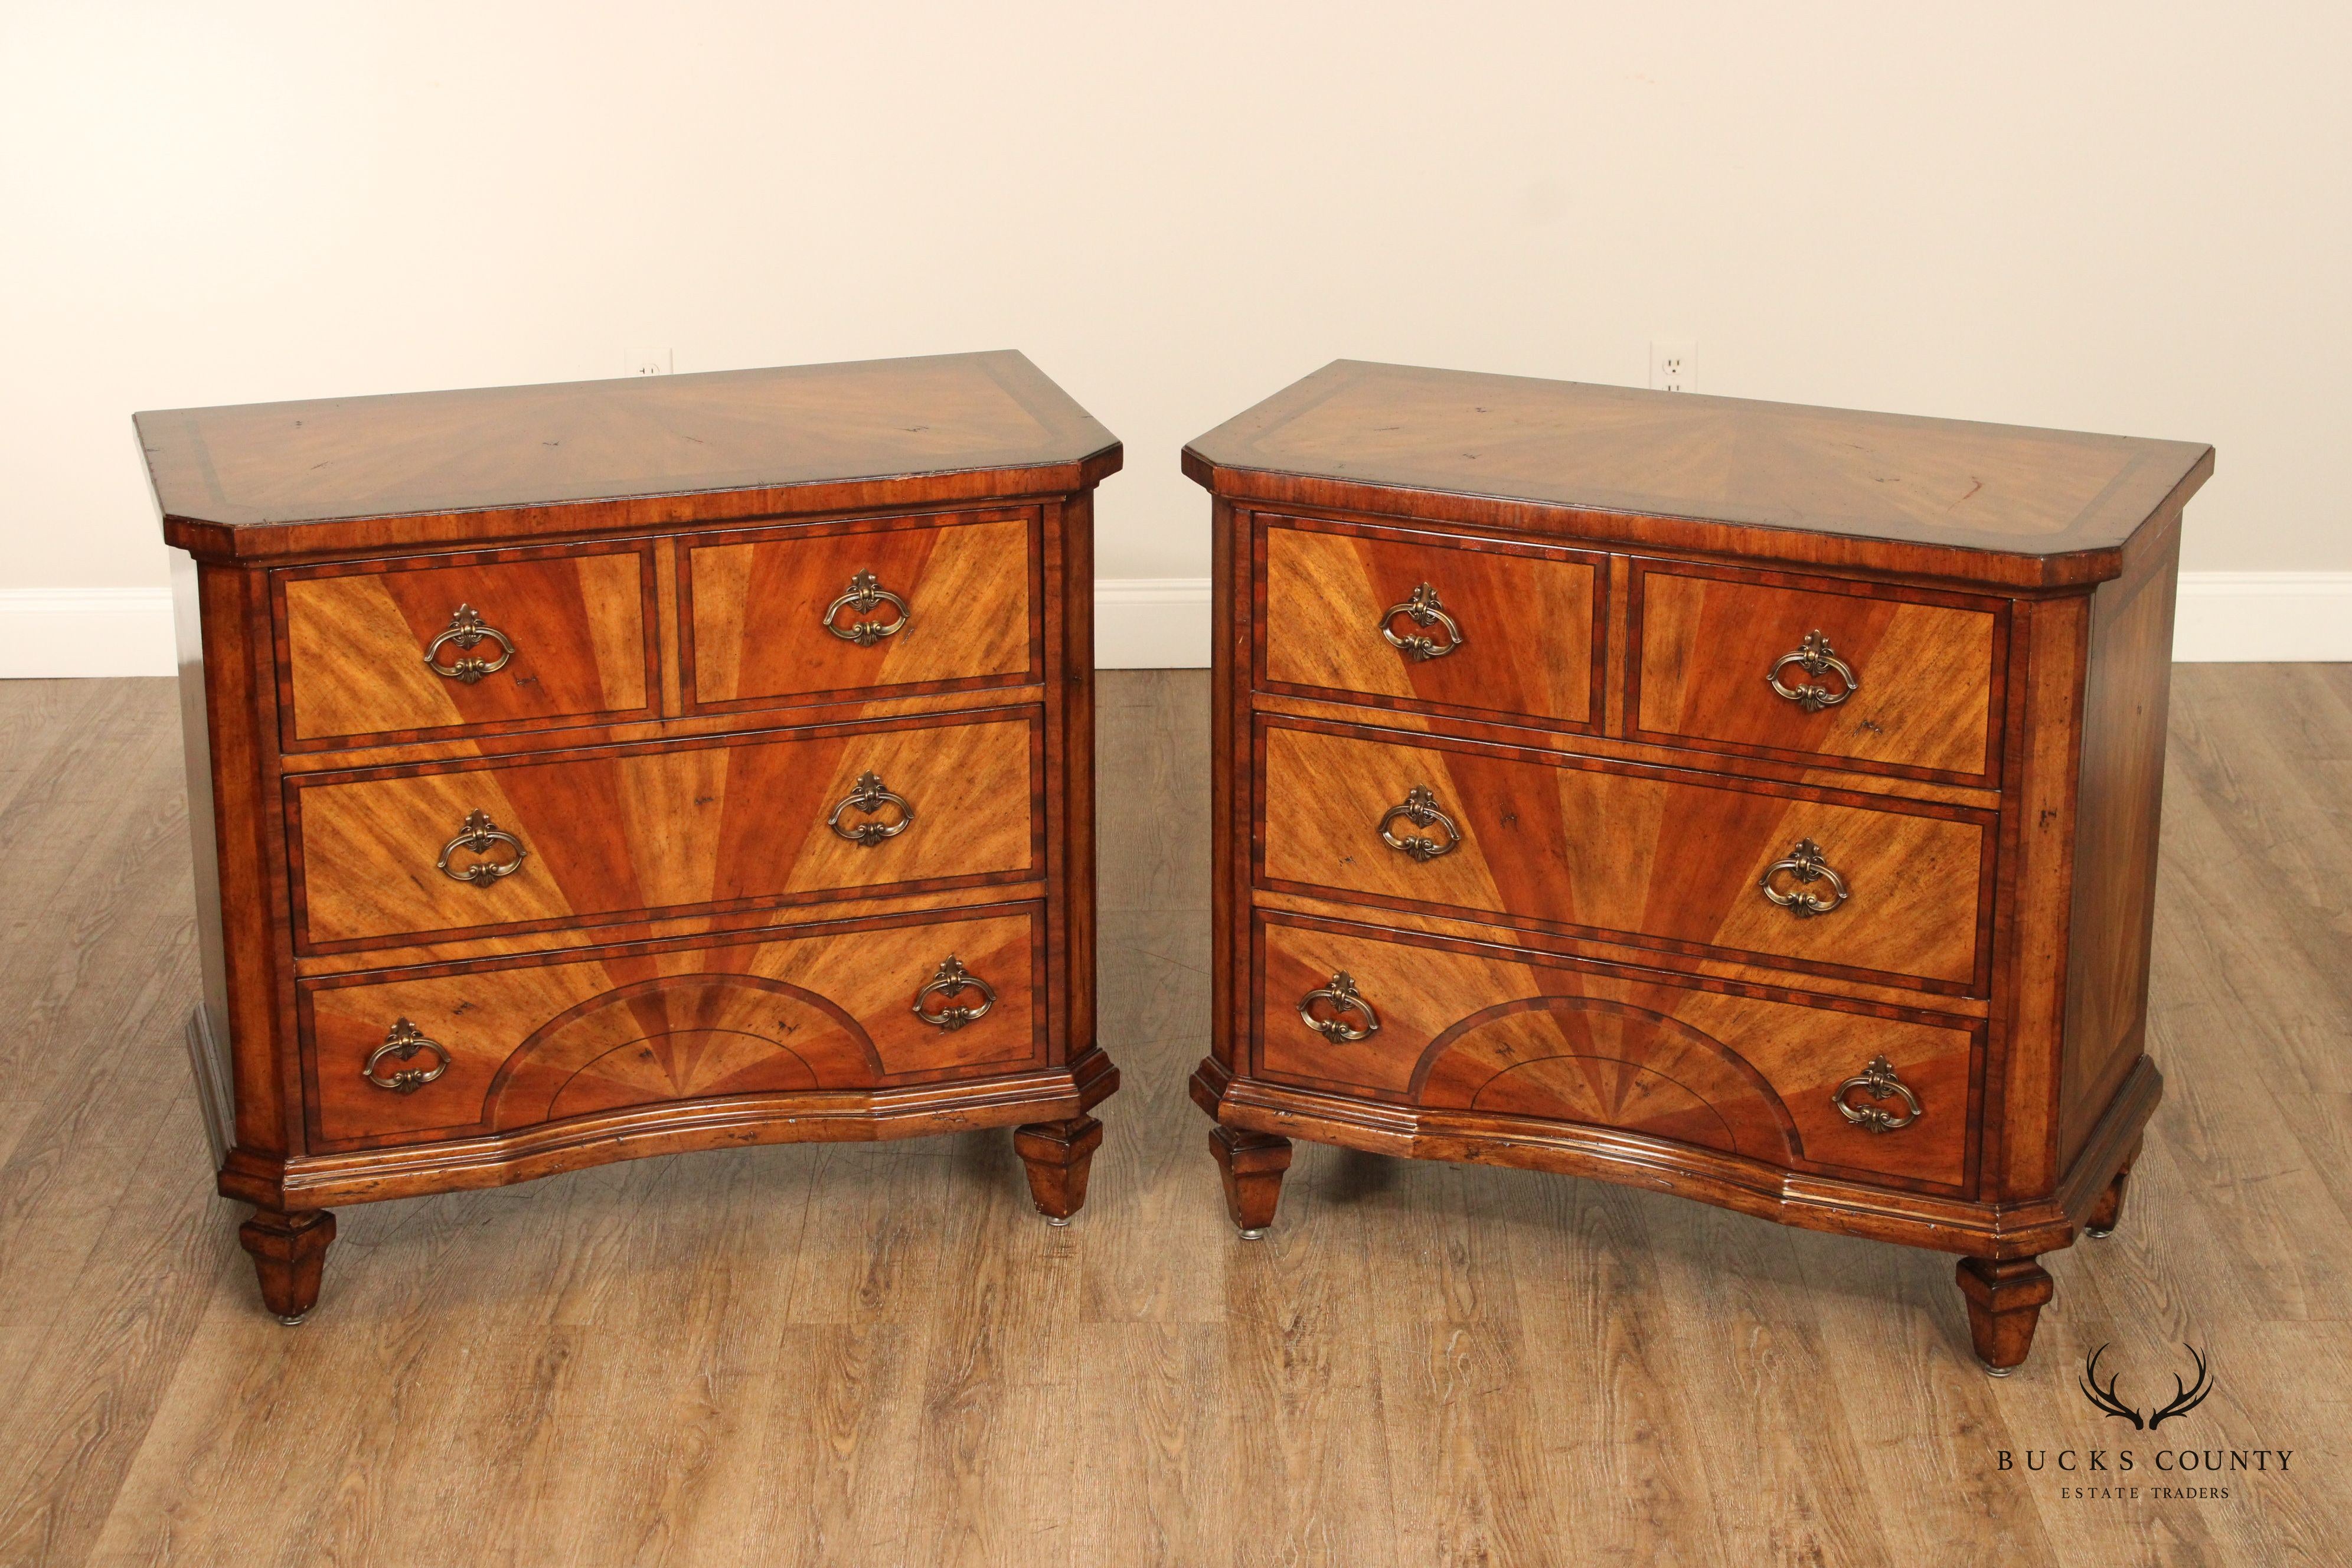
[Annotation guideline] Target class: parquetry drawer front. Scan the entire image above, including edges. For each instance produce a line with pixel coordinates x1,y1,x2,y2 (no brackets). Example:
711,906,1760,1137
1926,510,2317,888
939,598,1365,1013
1628,559,2007,783
289,710,1041,950
1254,914,1977,1189
275,543,658,747
302,907,1044,1149
1258,720,1992,991
681,508,1038,713
1257,514,1605,729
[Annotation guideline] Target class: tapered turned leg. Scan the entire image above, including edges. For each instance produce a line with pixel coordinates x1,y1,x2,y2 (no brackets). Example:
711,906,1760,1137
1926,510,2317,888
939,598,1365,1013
1209,1126,1292,1240
239,1206,336,1325
1015,1115,1103,1226
2084,1145,2142,1239
1956,1255,2053,1376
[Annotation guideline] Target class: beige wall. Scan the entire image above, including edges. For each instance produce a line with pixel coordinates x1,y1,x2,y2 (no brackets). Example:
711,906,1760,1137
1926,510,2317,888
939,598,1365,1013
4,2,2344,594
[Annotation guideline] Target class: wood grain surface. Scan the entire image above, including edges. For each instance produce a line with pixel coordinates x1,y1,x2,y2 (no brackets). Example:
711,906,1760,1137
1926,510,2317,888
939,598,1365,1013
1258,718,1992,991
1255,913,1977,1188
303,907,1043,1149
1257,514,1604,729
1628,558,2005,781
1186,360,2213,570
290,709,1041,949
139,351,1120,540
682,509,1038,711
1253,685,2005,809
2,671,2346,1568
277,541,656,746
2060,525,2182,1168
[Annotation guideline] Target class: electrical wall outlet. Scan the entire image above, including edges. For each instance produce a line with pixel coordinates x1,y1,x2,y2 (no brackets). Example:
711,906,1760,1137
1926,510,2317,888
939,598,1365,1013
626,348,673,376
1650,338,1694,393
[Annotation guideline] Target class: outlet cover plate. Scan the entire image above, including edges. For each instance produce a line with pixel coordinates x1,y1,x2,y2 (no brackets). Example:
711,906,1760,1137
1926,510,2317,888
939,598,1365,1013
1650,338,1694,393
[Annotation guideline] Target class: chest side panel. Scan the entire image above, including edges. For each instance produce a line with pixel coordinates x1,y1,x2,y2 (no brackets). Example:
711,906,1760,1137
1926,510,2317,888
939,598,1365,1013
2060,531,2178,1167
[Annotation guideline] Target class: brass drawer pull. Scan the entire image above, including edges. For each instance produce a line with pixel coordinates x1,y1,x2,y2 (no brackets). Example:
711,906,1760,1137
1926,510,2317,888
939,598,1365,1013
437,809,527,886
423,604,517,684
1378,784,1460,862
1760,838,1848,916
1833,1054,1922,1132
1767,629,1857,712
1299,971,1380,1043
829,770,914,846
913,955,996,1031
823,570,911,645
363,1017,450,1095
1380,582,1464,661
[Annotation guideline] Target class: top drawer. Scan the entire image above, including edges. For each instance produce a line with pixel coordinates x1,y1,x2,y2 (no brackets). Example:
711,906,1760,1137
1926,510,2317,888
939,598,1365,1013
1257,514,1605,733
1627,559,2008,785
680,508,1039,715
274,541,658,750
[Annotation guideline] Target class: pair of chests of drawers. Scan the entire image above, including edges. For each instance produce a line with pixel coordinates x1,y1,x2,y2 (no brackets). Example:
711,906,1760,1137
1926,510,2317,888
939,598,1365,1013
1242,511,2011,1193
271,506,1050,1153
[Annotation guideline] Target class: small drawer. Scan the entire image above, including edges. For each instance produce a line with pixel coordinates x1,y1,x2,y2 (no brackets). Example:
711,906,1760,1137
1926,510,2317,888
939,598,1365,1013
299,904,1044,1150
1258,718,1993,993
273,541,659,749
288,709,1041,952
1255,911,1978,1190
1256,514,1605,731
680,508,1039,715
1627,558,2007,784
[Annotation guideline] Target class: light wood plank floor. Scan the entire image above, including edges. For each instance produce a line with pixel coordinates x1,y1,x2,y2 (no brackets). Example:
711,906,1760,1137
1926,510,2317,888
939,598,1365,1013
0,668,2346,1568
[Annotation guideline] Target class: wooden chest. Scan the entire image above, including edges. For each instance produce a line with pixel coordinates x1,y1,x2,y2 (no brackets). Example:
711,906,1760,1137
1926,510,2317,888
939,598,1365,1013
143,352,1121,1322
1185,361,2211,1371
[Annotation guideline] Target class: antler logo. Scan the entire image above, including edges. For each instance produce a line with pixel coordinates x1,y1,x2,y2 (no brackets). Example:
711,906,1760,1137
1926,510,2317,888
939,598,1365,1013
2078,1343,2214,1430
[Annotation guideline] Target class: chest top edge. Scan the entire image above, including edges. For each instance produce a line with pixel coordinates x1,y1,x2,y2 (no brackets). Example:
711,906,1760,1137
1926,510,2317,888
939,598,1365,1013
142,352,1121,562
1185,361,2210,587
1190,457,2206,593
161,460,1119,567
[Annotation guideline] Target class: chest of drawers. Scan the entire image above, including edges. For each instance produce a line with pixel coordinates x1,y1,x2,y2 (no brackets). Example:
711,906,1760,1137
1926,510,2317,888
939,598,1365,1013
142,352,1120,1322
1185,361,2211,1371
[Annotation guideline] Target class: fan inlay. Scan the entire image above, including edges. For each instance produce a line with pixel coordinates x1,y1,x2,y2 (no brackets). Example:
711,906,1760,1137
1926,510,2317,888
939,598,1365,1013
484,973,883,1129
1411,997,1801,1162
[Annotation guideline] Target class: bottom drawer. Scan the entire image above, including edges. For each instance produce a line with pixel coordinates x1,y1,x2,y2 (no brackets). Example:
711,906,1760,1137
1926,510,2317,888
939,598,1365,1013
301,904,1043,1151
1255,912,1978,1190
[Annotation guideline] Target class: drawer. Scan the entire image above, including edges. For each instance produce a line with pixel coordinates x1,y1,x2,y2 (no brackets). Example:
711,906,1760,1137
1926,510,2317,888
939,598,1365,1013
300,904,1044,1150
681,508,1038,714
273,541,658,749
1257,513,1605,730
1259,718,1992,992
288,709,1041,952
1628,558,2007,783
1254,912,1978,1189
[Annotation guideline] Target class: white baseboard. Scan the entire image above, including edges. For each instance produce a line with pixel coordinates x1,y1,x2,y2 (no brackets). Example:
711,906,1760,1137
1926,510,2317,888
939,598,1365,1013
2170,571,2352,661
0,587,178,677
1,572,2341,677
1095,578,1211,668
